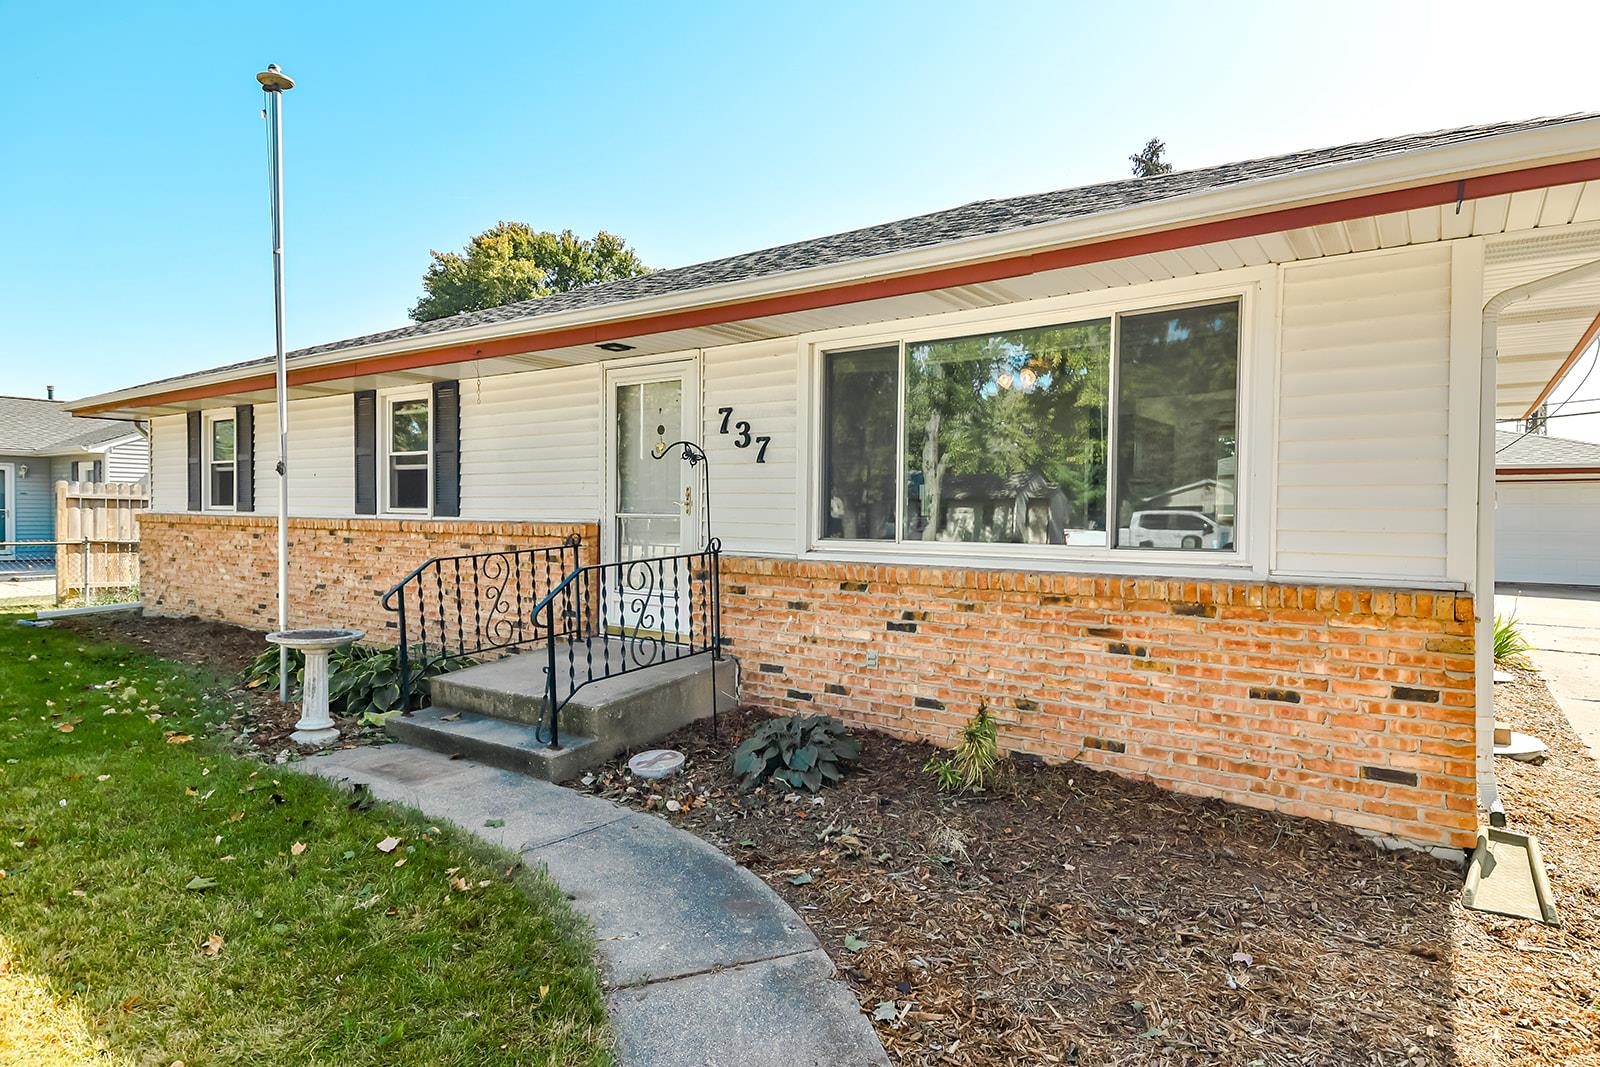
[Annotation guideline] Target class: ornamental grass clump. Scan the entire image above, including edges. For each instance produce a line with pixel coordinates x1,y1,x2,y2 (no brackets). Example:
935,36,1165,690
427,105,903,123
731,713,861,792
1494,614,1535,670
925,703,1001,794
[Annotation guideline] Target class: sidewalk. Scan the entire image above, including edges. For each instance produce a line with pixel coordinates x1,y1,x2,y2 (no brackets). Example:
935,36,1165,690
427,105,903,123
304,745,888,1067
1496,584,1600,758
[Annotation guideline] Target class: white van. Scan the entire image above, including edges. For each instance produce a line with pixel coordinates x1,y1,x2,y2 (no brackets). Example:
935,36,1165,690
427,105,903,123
1126,510,1231,550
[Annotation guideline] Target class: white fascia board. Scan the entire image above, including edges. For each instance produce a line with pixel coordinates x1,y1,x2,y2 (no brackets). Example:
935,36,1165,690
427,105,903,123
68,118,1600,416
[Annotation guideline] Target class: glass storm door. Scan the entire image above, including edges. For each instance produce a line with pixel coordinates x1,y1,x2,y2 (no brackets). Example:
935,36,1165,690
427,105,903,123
609,366,697,636
0,465,13,560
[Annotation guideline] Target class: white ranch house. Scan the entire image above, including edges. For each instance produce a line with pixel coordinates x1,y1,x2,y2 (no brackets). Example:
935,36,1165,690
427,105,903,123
72,114,1600,852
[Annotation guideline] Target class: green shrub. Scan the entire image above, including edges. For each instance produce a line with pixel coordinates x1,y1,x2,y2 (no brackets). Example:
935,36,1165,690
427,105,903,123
1494,614,1534,670
925,703,1000,794
731,714,861,792
244,643,473,719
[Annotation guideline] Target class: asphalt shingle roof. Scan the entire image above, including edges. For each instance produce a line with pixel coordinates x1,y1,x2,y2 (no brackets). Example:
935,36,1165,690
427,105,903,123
0,396,137,454
1496,430,1600,468
110,112,1600,396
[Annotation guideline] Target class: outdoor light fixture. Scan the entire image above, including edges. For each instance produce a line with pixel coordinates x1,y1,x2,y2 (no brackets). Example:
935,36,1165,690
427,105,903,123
596,342,636,352
16,465,27,478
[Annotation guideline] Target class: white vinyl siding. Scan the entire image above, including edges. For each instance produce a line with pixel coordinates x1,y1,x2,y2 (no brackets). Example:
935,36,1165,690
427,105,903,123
105,435,150,483
458,364,602,521
150,414,188,512
1275,245,1454,579
702,341,798,556
252,396,355,517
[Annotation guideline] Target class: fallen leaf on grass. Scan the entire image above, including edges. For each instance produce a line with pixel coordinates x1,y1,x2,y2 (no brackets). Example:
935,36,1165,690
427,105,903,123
166,734,193,745
450,877,472,892
290,842,307,856
377,836,401,854
56,723,74,733
201,933,225,958
184,876,218,892
184,787,199,797
96,774,110,782
117,994,142,1012
393,858,406,868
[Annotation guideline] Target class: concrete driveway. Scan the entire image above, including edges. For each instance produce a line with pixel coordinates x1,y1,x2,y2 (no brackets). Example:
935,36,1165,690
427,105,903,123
1495,584,1600,756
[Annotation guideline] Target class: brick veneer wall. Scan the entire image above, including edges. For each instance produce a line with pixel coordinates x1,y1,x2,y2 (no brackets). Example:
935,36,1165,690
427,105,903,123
138,513,598,642
720,558,1479,849
137,514,1478,849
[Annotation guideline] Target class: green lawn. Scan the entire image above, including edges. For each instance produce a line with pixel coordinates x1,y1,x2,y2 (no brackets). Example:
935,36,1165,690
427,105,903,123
0,612,610,1066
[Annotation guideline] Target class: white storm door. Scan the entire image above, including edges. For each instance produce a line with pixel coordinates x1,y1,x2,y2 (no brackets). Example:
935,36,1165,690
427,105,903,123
605,363,699,637
0,465,14,560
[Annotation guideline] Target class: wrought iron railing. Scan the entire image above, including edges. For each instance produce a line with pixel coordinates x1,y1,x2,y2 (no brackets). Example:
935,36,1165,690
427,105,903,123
530,538,723,749
381,536,584,707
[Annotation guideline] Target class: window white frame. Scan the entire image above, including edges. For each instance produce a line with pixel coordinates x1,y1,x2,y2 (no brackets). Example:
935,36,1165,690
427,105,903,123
380,386,432,515
799,268,1274,574
203,412,236,511
70,458,103,483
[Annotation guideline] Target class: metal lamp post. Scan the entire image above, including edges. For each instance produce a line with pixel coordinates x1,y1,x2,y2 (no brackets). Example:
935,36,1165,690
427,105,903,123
256,63,294,702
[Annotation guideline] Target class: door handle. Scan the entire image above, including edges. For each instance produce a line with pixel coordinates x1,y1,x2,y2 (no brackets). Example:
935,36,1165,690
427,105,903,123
683,486,693,515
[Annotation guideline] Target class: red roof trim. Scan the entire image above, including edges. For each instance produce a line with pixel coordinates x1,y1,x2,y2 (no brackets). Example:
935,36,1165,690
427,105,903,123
80,155,1600,415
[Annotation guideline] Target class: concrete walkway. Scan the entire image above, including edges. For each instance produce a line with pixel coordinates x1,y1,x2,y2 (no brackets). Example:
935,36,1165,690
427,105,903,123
304,745,889,1067
1496,584,1600,757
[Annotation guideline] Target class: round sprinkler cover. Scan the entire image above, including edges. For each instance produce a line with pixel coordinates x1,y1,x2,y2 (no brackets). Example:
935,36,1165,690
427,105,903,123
628,749,685,779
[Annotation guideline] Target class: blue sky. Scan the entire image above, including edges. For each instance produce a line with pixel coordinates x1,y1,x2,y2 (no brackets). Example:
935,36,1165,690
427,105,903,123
3,1,1599,421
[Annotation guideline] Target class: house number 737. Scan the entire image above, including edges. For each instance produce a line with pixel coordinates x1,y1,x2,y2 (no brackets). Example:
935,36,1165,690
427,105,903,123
718,406,770,462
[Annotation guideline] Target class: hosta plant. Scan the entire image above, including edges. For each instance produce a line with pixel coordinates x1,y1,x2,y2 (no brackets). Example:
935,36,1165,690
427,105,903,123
925,703,1001,794
731,714,861,792
244,643,473,720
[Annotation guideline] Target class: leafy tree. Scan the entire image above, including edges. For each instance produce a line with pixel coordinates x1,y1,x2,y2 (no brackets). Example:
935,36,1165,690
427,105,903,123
1129,137,1173,177
410,223,650,322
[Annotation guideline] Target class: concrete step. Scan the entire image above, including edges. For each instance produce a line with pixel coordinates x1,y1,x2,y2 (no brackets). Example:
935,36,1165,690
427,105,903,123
428,641,738,747
386,705,603,783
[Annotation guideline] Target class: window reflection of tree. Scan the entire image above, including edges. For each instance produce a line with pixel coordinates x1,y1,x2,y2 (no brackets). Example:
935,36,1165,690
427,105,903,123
1116,303,1239,538
906,321,1110,545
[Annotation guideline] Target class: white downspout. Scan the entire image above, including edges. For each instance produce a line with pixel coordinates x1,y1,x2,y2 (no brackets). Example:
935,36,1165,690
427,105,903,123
1478,256,1600,814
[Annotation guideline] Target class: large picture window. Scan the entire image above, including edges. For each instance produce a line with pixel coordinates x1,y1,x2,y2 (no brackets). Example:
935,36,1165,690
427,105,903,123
819,297,1241,554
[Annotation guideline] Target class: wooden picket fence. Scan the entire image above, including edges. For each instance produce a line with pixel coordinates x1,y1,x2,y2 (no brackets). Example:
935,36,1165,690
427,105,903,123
54,481,149,600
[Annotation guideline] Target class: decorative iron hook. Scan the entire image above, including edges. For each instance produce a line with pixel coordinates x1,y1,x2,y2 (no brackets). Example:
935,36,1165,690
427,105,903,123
652,436,713,549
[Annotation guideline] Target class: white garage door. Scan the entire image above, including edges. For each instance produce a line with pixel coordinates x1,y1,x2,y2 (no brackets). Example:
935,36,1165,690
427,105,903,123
1496,479,1600,586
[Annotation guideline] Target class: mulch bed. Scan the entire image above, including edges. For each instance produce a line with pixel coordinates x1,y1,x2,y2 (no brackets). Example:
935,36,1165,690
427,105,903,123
43,613,1600,1063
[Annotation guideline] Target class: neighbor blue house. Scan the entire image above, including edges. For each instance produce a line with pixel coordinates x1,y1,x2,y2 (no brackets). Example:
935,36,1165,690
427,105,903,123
0,393,148,569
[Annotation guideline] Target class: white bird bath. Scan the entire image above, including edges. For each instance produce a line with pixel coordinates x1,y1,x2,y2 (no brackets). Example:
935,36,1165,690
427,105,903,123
266,627,365,746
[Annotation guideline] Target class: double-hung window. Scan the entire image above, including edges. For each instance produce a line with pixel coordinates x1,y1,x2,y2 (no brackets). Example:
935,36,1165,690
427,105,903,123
819,298,1241,554
206,415,236,510
385,392,431,512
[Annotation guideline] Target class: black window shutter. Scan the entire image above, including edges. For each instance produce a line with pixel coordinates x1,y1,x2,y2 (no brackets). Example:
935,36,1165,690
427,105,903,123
186,410,202,511
432,380,461,517
235,405,256,512
354,390,378,515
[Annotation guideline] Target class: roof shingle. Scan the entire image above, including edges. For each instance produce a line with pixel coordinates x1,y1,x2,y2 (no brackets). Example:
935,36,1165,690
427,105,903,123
1496,430,1600,468
0,396,138,454
95,111,1600,398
